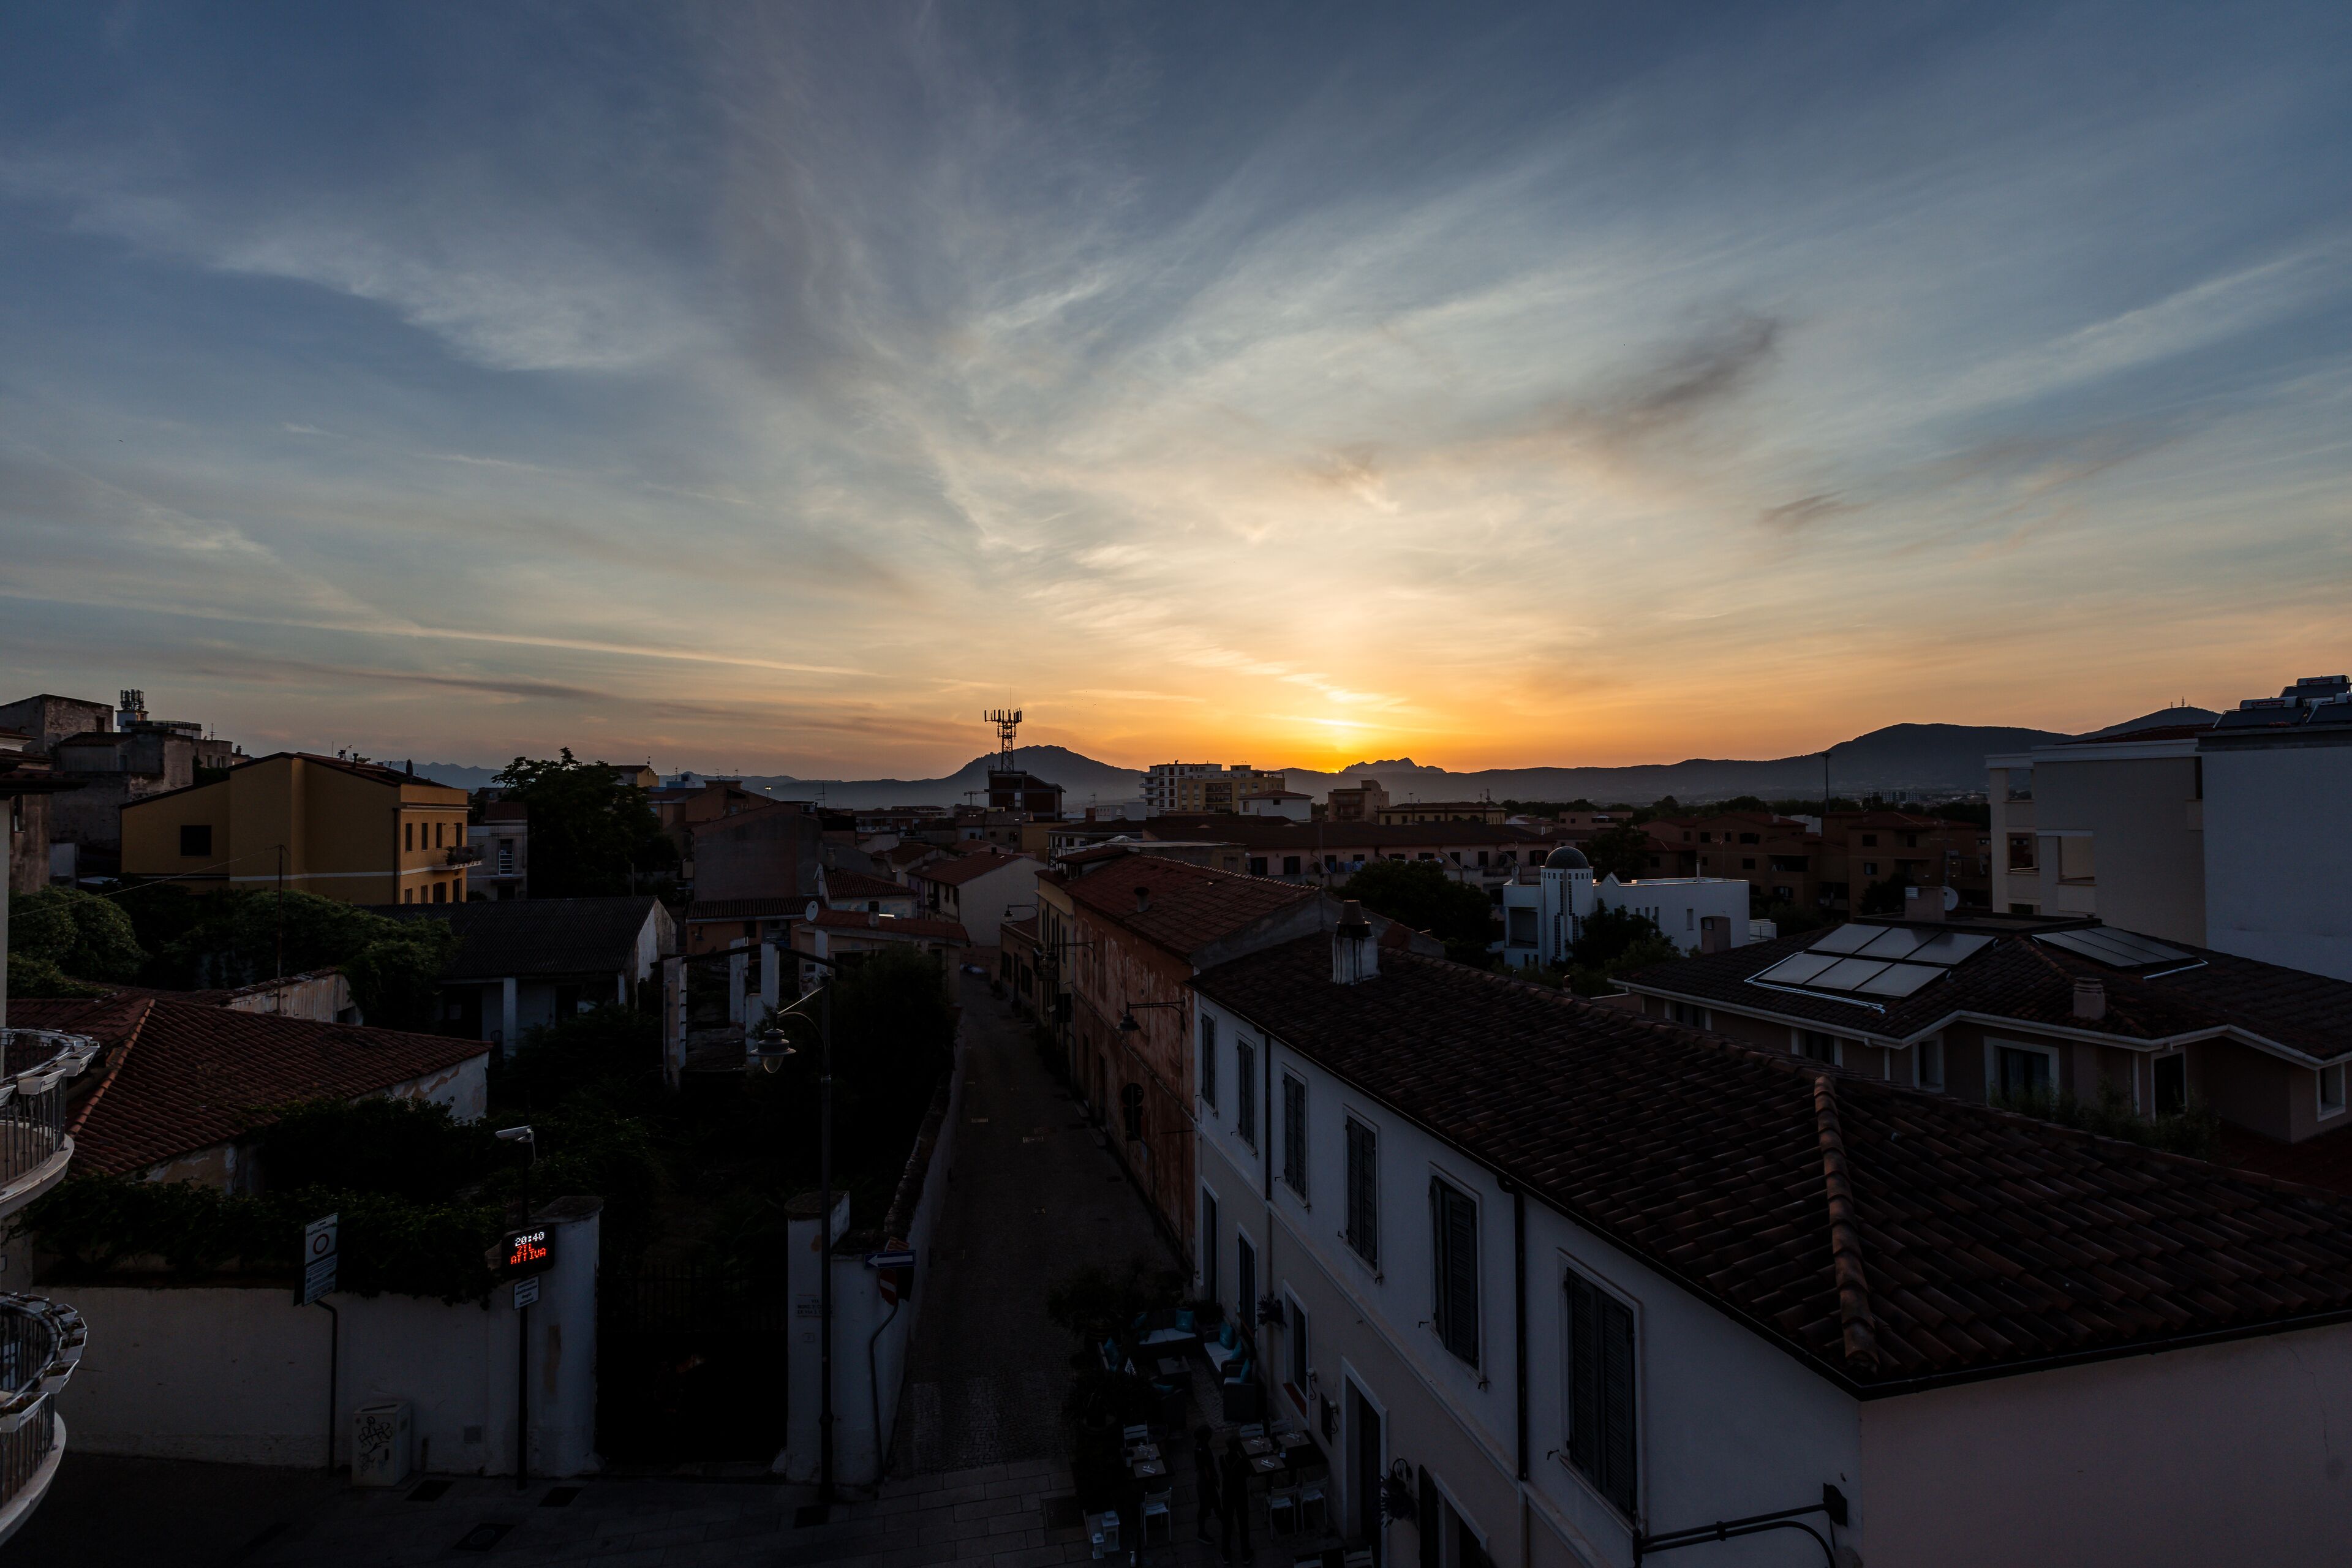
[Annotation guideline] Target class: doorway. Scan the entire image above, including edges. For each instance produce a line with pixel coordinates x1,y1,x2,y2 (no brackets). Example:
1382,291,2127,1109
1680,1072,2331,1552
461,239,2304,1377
1349,1379,1383,1564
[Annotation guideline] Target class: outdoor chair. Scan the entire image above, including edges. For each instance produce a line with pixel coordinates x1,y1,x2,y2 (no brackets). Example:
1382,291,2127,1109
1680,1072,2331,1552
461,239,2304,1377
1343,1548,1375,1568
1297,1481,1329,1535
1267,1487,1300,1536
1140,1484,1174,1545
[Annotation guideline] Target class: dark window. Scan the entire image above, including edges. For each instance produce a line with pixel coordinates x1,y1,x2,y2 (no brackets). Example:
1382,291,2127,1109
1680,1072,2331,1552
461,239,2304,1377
1200,1016,1218,1109
1283,856,1302,876
1237,1233,1257,1338
1741,858,1756,870
1121,1082,1145,1140
1564,1269,1638,1517
1798,1030,1839,1064
1237,1040,1257,1148
1861,834,1879,847
1997,1046,2052,1098
179,823,213,858
432,880,448,904
1289,1299,1310,1394
1249,857,1268,876
1282,1076,1308,1196
1201,1191,1218,1300
2154,1053,2187,1117
1344,1118,1379,1266
404,822,415,851
1431,1180,1479,1366
1739,832,1759,845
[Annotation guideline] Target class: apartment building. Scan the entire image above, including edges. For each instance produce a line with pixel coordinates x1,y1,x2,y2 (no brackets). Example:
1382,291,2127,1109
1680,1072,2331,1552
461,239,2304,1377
1323,777,1390,822
1648,812,1824,907
1191,923,2352,1568
1985,673,2352,980
119,753,470,905
467,801,529,900
1141,814,1574,888
905,848,1041,946
1144,762,1286,814
1376,799,1506,826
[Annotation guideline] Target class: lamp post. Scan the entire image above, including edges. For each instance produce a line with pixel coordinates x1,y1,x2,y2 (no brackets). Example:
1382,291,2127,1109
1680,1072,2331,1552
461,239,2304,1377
754,951,846,1518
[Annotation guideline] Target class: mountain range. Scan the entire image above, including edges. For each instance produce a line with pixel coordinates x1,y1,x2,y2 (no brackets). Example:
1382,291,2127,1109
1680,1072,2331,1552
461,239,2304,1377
401,706,2214,807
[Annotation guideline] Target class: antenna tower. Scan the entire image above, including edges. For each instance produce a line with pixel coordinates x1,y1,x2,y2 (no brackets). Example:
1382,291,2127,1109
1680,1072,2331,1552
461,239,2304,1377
985,708,1022,765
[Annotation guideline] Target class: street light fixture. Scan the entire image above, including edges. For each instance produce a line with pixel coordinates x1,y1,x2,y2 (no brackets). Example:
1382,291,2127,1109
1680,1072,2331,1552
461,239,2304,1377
1117,998,1183,1035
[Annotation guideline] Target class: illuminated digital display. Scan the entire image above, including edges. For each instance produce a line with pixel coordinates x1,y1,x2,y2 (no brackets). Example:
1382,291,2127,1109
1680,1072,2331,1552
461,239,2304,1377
499,1226,556,1280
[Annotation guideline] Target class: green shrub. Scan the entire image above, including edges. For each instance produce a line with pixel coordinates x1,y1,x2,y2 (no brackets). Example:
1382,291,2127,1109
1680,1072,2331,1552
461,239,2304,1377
8,888,145,983
255,1098,501,1203
6,954,110,1000
1990,1081,2220,1160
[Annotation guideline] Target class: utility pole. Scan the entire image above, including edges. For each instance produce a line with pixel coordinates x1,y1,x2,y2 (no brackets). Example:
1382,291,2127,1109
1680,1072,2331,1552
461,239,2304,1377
818,976,836,1513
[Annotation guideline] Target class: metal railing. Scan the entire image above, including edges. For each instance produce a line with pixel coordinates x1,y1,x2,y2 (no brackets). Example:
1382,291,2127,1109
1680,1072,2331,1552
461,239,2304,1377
0,1294,82,1528
0,1031,99,1216
445,845,484,866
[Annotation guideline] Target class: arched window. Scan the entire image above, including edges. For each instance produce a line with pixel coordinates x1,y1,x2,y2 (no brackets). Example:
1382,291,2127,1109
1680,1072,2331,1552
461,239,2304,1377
1121,1082,1146,1141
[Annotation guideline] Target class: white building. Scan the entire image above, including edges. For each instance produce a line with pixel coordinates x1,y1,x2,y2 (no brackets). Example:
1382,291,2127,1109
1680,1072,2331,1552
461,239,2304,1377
1986,673,2352,980
1241,790,1314,822
1499,846,1751,968
1189,925,2352,1568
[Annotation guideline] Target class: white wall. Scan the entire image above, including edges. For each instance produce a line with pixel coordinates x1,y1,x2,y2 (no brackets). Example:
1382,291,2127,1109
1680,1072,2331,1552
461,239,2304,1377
1861,1321,2352,1568
1193,990,1863,1568
2203,739,2352,981
56,1201,600,1476
939,859,1042,946
1594,876,1752,956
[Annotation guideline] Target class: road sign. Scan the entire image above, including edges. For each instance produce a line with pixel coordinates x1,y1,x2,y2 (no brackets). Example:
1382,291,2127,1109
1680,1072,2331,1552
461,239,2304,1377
512,1275,540,1310
865,1249,915,1270
298,1212,339,1305
497,1226,556,1281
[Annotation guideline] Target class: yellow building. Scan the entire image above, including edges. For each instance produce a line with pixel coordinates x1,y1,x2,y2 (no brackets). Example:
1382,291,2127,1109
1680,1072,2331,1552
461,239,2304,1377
122,752,473,905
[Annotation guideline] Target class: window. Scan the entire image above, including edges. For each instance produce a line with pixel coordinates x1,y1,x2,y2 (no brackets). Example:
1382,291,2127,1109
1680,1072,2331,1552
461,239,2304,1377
1741,858,1756,870
1201,1191,1218,1300
1996,1044,2054,1098
1684,908,1695,932
1199,1017,1218,1109
434,821,445,849
1237,1233,1258,1336
1862,861,1880,877
1563,1268,1638,1518
1666,1001,1707,1028
404,822,415,852
1289,1297,1311,1398
1121,1082,1145,1141
1798,1030,1839,1065
2154,1053,2187,1117
1430,1179,1479,1366
1283,856,1301,876
432,880,448,903
2322,1064,2346,1120
1739,832,1759,845
1344,1118,1379,1267
1915,1037,1944,1091
1282,1076,1308,1196
1861,834,1878,848
1249,857,1268,876
179,823,213,858
1237,1040,1257,1148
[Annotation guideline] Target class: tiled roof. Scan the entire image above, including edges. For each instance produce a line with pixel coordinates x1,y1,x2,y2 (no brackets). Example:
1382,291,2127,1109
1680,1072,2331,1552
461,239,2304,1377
12,995,487,1178
1623,921,2352,1061
886,842,944,866
911,850,1036,887
824,870,913,900
1067,856,1317,960
802,909,969,942
1194,938,2352,1390
1142,815,1558,851
371,895,663,981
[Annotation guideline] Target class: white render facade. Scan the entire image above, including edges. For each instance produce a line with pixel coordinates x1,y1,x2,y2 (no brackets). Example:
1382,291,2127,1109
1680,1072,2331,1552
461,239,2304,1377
1501,862,1751,969
1190,963,2352,1568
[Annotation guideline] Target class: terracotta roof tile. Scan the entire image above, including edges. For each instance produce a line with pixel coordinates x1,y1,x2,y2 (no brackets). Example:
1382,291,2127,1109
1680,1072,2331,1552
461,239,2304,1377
911,850,1036,886
12,996,488,1179
802,909,969,942
1068,856,1318,960
1193,938,2352,1390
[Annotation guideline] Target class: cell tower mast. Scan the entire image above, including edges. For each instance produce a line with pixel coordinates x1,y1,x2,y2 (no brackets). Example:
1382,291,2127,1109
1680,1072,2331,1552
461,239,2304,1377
985,709,1022,764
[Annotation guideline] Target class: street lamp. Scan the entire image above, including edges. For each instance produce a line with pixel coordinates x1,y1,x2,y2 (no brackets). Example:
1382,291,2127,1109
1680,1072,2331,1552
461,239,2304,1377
756,953,846,1518
1116,998,1183,1035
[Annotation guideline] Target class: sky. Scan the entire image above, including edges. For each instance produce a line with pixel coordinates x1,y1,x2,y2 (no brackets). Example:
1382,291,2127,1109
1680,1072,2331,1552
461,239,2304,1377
4,2,2350,780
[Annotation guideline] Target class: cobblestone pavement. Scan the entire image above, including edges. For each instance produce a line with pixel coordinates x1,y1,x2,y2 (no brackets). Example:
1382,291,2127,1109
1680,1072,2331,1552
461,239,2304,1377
891,970,1181,1474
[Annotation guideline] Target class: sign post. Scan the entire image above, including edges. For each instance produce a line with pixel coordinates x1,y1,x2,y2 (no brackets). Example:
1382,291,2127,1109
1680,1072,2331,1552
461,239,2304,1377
495,1225,557,1490
299,1213,339,1471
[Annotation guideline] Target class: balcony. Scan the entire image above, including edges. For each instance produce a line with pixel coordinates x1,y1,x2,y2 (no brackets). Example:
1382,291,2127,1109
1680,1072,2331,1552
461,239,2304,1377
0,1030,100,1220
445,845,484,867
0,1294,86,1548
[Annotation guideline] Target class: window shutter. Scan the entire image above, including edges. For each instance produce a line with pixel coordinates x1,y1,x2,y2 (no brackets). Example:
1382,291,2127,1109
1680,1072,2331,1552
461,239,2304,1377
1435,1183,1479,1366
1346,1121,1378,1265
1566,1272,1600,1481
1283,1078,1306,1194
1599,1292,1637,1515
1417,1469,1439,1568
1200,1018,1217,1108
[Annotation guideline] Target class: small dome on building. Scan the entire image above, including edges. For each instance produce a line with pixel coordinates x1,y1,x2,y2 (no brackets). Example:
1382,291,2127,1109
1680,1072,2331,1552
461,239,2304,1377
1544,844,1591,870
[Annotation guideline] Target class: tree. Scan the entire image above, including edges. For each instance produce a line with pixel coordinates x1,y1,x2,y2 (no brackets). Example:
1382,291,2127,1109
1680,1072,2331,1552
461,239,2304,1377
7,888,145,983
1582,824,1654,883
492,750,677,897
1858,870,1914,916
1720,795,1767,813
142,888,456,1028
1338,859,1494,963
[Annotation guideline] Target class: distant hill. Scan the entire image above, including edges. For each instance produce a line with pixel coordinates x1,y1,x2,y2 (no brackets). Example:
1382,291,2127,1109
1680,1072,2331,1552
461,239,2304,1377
410,761,505,790
2079,705,2221,738
713,745,1149,810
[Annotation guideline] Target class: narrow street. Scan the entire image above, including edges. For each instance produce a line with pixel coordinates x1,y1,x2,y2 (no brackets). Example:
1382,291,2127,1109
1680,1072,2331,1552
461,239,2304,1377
892,968,1182,1475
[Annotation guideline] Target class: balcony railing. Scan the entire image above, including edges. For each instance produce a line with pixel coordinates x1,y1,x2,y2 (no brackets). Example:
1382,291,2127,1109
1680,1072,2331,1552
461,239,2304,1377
445,845,484,866
0,1031,99,1219
0,1294,85,1547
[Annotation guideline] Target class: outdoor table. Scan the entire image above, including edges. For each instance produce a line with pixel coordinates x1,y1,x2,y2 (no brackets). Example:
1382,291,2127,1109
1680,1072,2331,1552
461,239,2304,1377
1133,1457,1169,1479
1156,1357,1188,1378
1250,1451,1287,1476
1242,1434,1275,1457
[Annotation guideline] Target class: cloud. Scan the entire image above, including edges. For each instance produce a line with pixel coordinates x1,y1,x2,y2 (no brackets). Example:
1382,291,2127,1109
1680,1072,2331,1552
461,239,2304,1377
1758,492,1856,533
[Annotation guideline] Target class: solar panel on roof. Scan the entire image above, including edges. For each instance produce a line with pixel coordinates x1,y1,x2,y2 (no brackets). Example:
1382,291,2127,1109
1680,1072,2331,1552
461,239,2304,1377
2035,928,2191,969
1814,957,1894,991
1856,962,1945,998
1857,926,1928,960
1807,924,1879,954
1906,930,1994,966
1753,951,1842,987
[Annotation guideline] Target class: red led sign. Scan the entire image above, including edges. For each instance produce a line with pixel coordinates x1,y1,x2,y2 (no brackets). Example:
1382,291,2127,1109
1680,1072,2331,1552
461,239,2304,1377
499,1226,556,1280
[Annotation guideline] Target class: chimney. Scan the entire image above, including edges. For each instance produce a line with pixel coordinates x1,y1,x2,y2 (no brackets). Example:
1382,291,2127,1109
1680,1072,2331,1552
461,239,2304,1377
1904,885,1947,924
2073,978,2106,1021
405,758,415,777
1134,885,1152,913
1332,899,1379,986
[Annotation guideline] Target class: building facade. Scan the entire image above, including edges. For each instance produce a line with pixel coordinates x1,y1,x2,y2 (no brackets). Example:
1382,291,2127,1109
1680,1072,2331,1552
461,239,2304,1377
1145,763,1286,815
